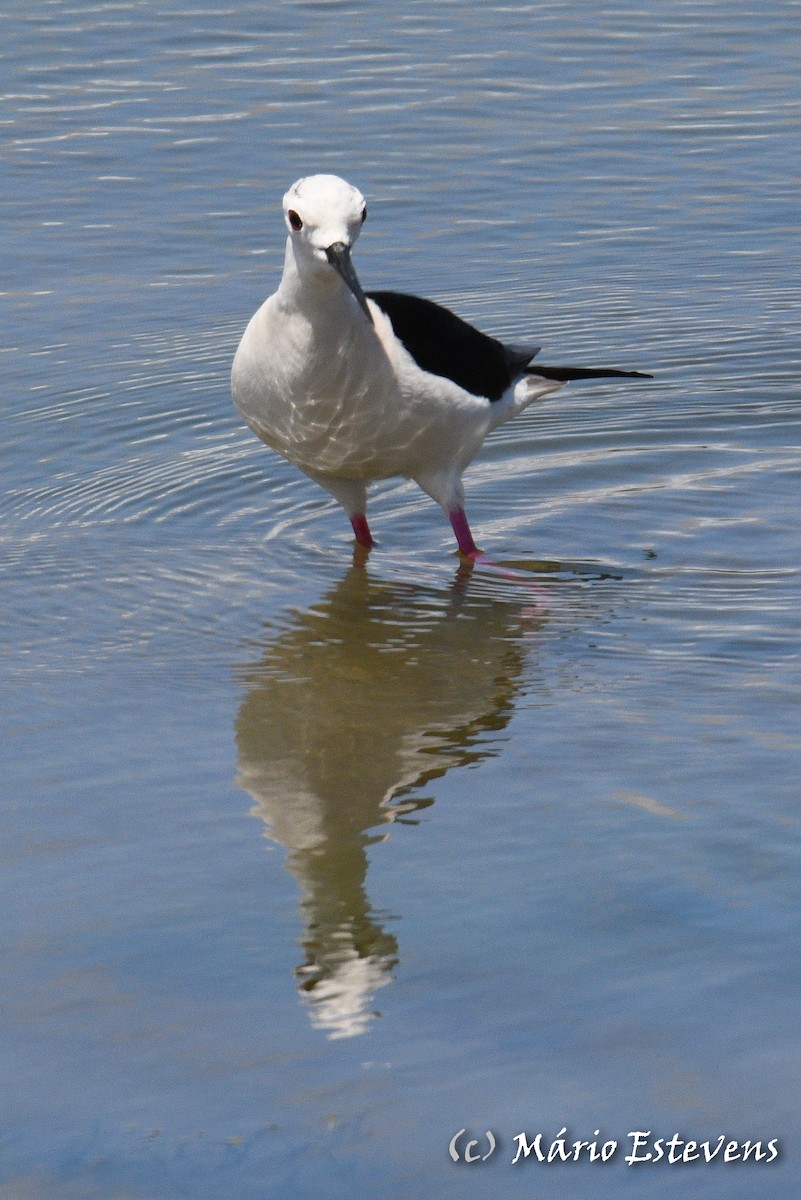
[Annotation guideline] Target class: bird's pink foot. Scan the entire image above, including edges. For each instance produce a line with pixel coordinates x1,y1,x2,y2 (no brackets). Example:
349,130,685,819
449,506,549,605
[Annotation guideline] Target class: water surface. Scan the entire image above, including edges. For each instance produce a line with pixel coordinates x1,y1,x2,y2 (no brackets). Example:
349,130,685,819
2,1,800,1196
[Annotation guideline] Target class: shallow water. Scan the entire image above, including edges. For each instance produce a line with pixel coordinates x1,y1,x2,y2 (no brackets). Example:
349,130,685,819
2,1,800,1196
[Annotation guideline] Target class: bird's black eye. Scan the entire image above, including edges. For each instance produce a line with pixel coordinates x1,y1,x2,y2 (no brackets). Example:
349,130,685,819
361,205,367,224
288,209,303,231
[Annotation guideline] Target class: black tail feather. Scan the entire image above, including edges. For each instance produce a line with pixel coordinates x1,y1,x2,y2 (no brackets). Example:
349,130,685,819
527,366,653,381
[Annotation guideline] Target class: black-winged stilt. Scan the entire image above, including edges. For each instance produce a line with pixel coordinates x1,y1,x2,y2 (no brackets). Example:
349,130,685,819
232,174,651,560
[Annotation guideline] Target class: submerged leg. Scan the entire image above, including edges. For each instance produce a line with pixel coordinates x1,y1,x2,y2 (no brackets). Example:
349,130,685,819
413,470,485,561
350,513,375,549
304,471,374,550
449,507,482,561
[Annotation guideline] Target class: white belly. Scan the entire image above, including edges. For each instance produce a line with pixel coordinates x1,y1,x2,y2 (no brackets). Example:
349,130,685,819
232,295,493,482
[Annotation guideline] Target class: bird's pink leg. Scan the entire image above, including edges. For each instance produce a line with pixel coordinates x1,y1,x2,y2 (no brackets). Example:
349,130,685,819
350,513,375,549
449,507,482,561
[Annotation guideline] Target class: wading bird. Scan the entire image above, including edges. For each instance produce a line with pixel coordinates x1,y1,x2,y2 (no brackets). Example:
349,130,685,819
232,174,650,559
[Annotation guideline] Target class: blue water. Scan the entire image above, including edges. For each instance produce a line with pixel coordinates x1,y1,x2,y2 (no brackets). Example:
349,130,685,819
2,1,800,1196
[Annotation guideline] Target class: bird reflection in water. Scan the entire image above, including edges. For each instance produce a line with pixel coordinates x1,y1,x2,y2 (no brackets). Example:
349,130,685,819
234,563,547,1039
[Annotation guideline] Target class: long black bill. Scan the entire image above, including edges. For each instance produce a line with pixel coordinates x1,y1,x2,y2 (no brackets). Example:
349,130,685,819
325,242,374,325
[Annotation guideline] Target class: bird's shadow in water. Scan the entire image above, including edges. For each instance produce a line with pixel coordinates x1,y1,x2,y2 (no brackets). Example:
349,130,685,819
232,555,616,1039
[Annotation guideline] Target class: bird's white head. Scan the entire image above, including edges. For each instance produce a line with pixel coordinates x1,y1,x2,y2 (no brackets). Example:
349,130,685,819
283,174,367,252
282,175,372,321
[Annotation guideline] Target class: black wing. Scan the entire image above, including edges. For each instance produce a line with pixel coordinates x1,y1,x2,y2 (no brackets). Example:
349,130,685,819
367,290,531,401
367,290,652,396
526,365,653,381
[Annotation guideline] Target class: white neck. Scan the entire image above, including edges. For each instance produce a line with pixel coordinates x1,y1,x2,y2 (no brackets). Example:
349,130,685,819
277,237,361,322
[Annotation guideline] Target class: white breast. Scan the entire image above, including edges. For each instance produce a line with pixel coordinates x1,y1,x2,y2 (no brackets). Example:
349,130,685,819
232,293,493,483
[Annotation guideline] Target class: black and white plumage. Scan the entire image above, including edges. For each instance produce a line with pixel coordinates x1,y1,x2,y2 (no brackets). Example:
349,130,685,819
231,174,651,559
